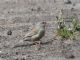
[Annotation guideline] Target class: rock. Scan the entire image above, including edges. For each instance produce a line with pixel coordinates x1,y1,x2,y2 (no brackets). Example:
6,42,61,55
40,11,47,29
15,58,19,60
20,58,25,60
15,52,18,55
73,3,80,9
64,0,72,4
65,54,75,59
7,30,12,35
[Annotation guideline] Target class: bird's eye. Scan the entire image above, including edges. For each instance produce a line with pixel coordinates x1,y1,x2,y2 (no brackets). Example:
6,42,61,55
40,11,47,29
42,22,46,24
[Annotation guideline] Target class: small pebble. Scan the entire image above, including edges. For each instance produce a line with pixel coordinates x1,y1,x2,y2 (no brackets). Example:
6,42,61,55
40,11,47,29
54,0,56,3
64,0,72,4
7,30,12,35
20,58,25,60
31,8,34,11
71,7,74,11
15,52,18,55
0,51,2,53
65,54,75,59
37,7,41,12
69,55,75,59
15,58,18,60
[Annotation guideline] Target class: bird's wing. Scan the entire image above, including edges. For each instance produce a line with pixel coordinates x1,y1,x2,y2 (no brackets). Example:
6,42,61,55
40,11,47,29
24,27,38,38
23,27,39,41
31,29,45,41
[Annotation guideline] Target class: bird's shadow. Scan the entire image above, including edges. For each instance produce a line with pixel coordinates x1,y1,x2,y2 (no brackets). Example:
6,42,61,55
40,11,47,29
13,40,53,48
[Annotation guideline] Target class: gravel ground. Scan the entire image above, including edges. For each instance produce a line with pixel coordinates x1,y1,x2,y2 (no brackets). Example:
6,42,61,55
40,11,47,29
0,0,80,60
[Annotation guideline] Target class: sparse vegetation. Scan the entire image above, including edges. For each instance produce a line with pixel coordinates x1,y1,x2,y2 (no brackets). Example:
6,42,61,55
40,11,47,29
72,17,80,32
57,27,74,39
56,9,80,40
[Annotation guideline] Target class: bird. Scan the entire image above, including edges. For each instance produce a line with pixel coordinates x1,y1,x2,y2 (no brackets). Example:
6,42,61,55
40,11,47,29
23,21,46,50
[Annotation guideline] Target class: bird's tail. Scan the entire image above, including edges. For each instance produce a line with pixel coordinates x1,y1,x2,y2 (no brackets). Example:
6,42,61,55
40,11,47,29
23,37,32,41
12,37,32,48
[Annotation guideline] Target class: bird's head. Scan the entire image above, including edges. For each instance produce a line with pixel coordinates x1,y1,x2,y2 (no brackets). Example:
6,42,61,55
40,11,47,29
40,21,47,28
36,21,47,29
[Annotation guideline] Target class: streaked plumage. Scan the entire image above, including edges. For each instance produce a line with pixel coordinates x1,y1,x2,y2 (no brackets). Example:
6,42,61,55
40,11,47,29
23,22,46,50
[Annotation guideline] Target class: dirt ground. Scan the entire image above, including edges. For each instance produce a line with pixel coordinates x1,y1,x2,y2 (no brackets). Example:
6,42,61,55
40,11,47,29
0,0,80,60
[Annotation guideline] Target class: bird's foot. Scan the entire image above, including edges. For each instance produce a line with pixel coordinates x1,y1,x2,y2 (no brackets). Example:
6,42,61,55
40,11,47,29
35,44,41,50
33,41,41,50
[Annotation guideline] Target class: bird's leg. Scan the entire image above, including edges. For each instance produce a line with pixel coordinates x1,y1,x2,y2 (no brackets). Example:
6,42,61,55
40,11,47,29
34,41,41,50
32,40,36,45
38,41,41,49
32,41,38,50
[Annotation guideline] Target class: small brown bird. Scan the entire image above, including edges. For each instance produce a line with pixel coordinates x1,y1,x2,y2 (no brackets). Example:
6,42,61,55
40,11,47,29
23,21,46,50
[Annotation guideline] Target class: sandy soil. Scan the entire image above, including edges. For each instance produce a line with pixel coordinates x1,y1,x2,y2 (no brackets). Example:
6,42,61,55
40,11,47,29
0,0,80,60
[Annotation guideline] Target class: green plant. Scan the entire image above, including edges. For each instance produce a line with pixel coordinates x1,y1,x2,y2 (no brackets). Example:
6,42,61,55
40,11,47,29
56,9,80,40
72,17,80,32
57,27,74,39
